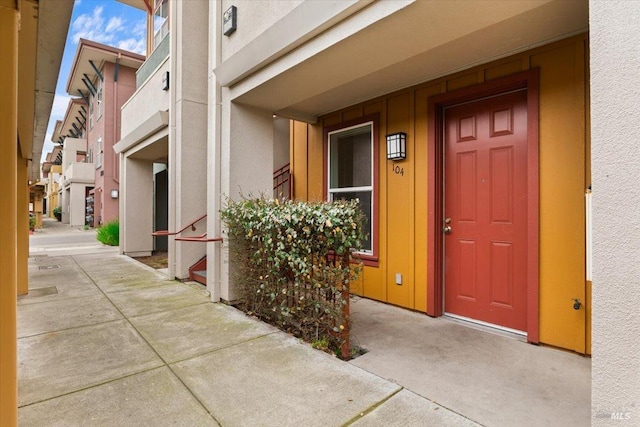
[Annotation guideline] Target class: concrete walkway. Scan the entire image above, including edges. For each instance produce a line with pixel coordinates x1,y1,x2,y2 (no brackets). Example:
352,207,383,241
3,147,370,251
21,218,590,426
349,298,591,427
19,250,478,426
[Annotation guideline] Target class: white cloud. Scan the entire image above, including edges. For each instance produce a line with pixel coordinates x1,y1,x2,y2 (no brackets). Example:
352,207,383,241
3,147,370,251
51,94,72,120
105,16,123,33
41,139,55,162
117,38,146,55
70,5,145,53
71,6,114,44
132,21,146,38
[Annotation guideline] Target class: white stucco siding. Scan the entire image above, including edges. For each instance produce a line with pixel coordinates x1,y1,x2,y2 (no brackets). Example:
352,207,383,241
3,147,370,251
590,1,640,423
120,59,170,138
220,0,303,61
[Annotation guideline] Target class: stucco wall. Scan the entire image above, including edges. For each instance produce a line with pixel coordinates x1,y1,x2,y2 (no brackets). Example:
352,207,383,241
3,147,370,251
120,59,170,138
590,1,640,423
220,0,303,61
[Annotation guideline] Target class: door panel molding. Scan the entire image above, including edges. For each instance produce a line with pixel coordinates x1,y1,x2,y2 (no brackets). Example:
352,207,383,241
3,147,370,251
427,69,539,343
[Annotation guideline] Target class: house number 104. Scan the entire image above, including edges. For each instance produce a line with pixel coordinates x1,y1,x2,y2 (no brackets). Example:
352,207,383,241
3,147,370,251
393,165,405,176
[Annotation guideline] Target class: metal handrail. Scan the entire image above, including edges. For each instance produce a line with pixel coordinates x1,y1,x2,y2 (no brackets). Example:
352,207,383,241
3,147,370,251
152,214,207,236
273,163,292,200
175,233,223,242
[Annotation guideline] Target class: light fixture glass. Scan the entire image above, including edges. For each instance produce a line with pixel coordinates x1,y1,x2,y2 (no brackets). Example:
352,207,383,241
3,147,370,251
110,189,119,199
386,132,406,161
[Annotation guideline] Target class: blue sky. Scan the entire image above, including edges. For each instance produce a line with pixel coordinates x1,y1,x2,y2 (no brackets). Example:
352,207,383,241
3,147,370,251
43,0,147,162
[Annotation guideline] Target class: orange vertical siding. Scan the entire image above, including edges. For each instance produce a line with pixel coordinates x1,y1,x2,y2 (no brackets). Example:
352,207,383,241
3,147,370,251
290,34,589,353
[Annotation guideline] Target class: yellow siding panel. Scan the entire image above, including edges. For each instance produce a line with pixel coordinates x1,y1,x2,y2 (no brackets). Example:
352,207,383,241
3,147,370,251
413,84,440,312
307,123,324,201
342,106,363,122
291,121,308,201
532,41,586,353
385,93,414,308
485,59,525,81
447,72,480,91
291,35,589,352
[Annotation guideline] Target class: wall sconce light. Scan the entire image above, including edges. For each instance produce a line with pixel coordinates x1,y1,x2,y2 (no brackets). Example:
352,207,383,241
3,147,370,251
110,189,119,199
386,132,407,161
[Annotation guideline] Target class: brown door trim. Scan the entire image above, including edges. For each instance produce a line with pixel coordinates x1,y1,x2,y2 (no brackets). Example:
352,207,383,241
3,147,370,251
426,69,540,343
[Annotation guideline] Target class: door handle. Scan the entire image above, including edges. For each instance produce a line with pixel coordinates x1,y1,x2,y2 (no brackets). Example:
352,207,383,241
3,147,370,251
443,217,452,234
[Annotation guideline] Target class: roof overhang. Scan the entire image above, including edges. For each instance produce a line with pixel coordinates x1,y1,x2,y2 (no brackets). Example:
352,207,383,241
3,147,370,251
52,98,88,143
27,0,74,181
222,0,588,122
66,38,145,98
116,0,152,13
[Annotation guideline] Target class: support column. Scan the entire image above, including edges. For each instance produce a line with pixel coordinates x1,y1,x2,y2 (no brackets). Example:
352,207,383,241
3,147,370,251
17,154,28,296
122,156,153,256
0,2,18,424
168,0,209,279
219,98,274,302
207,0,222,301
590,1,640,423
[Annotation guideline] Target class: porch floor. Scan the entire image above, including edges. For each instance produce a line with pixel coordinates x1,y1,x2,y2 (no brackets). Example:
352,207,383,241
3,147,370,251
349,297,591,427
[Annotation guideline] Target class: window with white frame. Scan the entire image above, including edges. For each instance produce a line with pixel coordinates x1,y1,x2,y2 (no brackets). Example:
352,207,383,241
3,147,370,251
89,100,94,130
154,0,169,49
97,82,103,120
95,137,103,169
327,122,374,253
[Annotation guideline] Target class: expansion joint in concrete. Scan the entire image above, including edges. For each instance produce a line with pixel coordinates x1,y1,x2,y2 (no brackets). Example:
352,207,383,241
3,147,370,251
69,254,222,425
341,387,404,426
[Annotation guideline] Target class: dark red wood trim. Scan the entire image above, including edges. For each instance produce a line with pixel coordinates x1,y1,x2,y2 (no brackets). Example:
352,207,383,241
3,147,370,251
426,69,540,342
323,114,381,267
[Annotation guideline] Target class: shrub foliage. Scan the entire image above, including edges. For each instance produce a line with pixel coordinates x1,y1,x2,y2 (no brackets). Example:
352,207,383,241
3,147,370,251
221,198,365,357
97,219,119,246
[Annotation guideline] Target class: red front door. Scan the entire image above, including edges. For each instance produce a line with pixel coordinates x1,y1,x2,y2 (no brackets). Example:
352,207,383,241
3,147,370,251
444,90,528,332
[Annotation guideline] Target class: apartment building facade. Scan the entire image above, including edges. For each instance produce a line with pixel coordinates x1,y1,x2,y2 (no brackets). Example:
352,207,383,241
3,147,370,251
54,39,144,227
115,1,640,421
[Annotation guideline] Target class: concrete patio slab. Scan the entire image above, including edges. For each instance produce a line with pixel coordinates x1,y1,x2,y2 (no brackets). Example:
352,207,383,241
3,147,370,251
95,277,178,294
18,270,101,306
130,302,277,363
18,367,219,427
106,282,210,317
18,320,162,406
353,389,481,427
172,333,401,427
17,294,122,338
349,297,591,427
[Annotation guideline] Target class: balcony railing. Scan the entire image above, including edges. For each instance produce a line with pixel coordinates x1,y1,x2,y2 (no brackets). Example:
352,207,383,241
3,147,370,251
136,34,170,88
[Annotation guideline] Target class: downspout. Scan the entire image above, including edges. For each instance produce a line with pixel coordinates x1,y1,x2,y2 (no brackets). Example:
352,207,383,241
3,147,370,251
113,54,120,186
208,0,222,302
168,0,178,279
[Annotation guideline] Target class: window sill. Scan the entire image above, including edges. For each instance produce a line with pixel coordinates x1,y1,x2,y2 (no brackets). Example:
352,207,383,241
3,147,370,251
357,254,379,268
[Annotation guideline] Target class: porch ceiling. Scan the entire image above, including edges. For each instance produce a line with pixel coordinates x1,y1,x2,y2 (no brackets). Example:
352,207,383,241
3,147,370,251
25,0,74,181
128,136,169,162
232,0,588,122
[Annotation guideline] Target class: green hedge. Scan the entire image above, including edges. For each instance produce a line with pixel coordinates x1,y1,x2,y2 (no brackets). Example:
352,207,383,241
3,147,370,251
221,198,366,357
